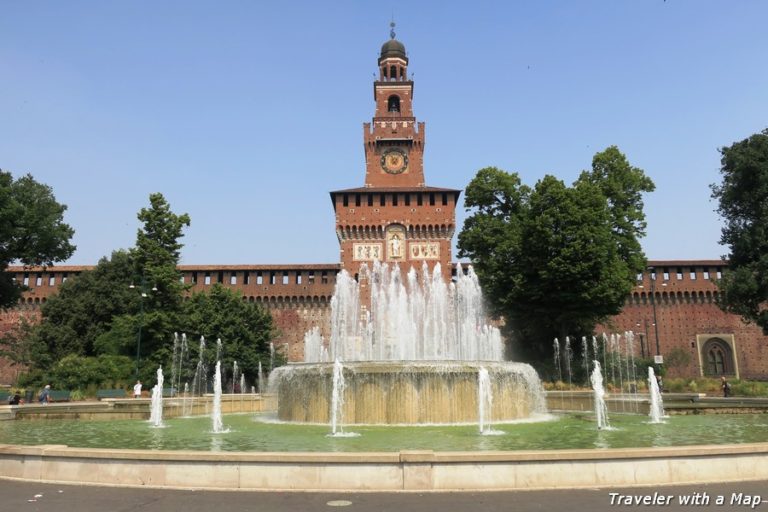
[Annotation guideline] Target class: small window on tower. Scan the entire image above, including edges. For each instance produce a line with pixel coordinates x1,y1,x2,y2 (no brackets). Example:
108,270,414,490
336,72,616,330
387,95,400,112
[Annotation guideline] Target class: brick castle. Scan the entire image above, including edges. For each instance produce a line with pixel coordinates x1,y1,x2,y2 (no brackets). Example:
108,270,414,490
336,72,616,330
2,32,767,384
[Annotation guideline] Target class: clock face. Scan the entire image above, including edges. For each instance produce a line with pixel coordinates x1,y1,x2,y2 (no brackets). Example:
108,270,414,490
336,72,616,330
381,148,408,174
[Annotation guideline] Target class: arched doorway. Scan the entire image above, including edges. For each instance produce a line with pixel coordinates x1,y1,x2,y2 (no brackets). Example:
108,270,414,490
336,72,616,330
701,337,735,376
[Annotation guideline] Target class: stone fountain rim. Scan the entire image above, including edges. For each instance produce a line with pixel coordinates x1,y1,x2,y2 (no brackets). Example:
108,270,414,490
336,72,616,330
1,442,767,491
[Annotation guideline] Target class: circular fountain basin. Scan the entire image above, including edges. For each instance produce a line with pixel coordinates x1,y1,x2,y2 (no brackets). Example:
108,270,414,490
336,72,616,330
2,414,768,490
269,361,546,425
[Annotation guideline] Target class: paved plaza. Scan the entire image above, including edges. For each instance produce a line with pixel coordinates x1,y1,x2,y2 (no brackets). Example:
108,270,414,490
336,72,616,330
2,479,767,512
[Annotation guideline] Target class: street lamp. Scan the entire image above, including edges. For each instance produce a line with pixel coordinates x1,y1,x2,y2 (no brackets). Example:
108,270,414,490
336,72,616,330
635,320,648,358
129,278,157,379
647,266,663,357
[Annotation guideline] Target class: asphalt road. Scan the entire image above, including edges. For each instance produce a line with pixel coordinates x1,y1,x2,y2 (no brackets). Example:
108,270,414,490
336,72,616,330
2,479,767,512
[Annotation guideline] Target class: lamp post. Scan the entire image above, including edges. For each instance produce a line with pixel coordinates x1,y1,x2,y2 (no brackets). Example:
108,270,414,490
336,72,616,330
635,319,649,358
647,266,662,357
130,278,157,379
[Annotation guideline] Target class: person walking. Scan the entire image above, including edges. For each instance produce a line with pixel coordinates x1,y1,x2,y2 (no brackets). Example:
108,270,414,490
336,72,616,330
38,384,51,404
721,376,731,397
133,380,143,398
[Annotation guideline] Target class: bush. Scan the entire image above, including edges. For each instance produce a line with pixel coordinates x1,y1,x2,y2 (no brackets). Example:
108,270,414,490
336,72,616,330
49,355,133,392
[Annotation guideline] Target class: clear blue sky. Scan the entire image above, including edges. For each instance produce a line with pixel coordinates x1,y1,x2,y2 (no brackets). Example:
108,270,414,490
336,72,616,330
2,1,767,265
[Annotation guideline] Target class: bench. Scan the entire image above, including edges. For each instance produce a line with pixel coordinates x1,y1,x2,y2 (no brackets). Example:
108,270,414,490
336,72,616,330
48,390,71,402
96,389,127,400
0,391,10,402
162,387,177,398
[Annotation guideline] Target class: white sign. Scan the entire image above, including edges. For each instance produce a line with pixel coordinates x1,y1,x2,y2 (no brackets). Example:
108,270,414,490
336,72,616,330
654,355,664,364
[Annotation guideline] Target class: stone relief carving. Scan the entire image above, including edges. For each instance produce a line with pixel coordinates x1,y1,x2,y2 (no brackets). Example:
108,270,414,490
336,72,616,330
353,243,383,261
409,241,439,260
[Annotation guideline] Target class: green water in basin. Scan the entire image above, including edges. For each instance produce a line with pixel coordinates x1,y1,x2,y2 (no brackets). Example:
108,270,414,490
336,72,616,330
2,413,767,452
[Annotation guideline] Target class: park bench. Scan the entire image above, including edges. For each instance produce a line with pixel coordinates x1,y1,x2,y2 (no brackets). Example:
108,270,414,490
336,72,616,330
0,391,10,402
47,390,71,402
162,387,177,397
96,389,127,400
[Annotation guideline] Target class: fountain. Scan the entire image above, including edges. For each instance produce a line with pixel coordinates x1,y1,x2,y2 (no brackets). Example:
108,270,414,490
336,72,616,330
148,366,164,427
648,366,666,423
269,262,547,425
211,360,226,433
590,360,610,430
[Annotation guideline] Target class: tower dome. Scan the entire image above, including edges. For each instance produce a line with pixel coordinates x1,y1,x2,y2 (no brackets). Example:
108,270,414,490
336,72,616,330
378,22,408,64
379,38,407,62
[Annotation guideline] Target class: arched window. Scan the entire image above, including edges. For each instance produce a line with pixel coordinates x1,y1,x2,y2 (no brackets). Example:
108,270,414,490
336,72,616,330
702,338,734,376
387,95,401,112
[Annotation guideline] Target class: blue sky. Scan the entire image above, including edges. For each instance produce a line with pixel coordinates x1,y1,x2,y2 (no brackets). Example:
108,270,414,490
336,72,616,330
2,1,767,265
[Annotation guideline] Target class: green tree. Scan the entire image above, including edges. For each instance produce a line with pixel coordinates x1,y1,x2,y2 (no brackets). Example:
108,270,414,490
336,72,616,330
179,284,275,388
0,171,75,308
128,193,191,375
711,129,768,334
577,146,656,276
27,250,135,368
458,149,654,363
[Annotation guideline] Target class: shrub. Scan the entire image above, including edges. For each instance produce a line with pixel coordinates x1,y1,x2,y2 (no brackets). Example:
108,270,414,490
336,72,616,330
49,355,133,391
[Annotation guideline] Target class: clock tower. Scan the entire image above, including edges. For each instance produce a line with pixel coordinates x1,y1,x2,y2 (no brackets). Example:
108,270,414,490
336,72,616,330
331,25,460,282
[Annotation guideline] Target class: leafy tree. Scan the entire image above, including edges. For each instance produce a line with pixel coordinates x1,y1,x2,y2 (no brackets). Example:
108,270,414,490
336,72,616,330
127,193,191,375
27,250,135,368
179,284,276,388
458,149,654,363
577,146,656,276
0,171,75,308
711,129,768,334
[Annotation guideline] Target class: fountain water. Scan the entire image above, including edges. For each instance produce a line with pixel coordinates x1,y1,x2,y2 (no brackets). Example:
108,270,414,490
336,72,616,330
590,361,610,430
171,332,188,403
329,359,346,435
232,361,240,394
211,361,226,433
149,366,164,427
477,366,497,434
270,262,546,425
648,367,666,423
564,336,573,390
257,361,265,394
581,336,590,385
553,338,562,383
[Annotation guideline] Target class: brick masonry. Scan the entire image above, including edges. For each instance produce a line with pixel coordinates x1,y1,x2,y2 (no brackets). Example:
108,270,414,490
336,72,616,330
2,37,766,384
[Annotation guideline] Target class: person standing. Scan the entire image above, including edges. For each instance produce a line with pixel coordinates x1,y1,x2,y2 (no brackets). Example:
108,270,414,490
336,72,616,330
38,384,50,404
721,376,731,397
133,380,143,398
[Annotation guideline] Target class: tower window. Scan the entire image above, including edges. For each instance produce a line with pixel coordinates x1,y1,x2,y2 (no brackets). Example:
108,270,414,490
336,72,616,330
387,95,401,112
389,66,397,81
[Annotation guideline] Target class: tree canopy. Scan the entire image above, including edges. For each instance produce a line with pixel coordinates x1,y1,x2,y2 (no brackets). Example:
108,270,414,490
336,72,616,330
8,191,278,389
128,193,191,372
179,284,276,388
0,171,75,308
711,129,768,334
29,250,135,368
458,147,654,364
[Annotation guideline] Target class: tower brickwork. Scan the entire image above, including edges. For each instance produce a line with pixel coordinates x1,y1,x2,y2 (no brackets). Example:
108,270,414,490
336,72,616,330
332,28,459,282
